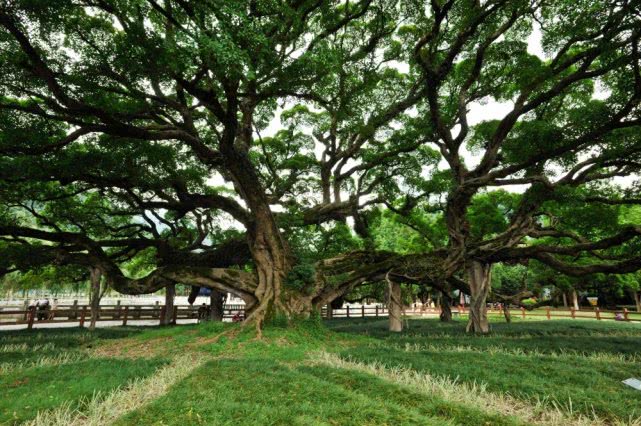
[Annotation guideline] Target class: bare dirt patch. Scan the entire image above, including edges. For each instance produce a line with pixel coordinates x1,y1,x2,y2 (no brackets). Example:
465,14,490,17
92,336,174,359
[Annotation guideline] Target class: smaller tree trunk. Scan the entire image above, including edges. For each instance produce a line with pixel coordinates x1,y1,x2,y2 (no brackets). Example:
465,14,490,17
439,292,452,322
210,289,226,321
571,289,579,310
162,283,175,325
562,292,568,308
631,290,641,312
387,278,402,332
466,261,492,333
89,268,101,331
326,304,333,319
503,304,511,323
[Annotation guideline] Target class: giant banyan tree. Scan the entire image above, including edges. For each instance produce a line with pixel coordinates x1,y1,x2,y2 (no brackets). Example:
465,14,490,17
1,0,641,332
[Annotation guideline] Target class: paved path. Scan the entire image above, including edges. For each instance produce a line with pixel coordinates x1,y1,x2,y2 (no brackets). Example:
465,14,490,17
0,318,200,331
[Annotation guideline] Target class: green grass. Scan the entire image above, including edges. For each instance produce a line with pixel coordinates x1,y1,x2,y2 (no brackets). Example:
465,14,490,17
0,358,166,424
329,318,641,422
0,327,166,425
1,317,641,425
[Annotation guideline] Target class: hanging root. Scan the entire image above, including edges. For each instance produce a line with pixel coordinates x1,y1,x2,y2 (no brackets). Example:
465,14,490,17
241,297,273,340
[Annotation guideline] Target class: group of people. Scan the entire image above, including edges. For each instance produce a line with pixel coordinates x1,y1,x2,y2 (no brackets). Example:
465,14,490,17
28,296,58,321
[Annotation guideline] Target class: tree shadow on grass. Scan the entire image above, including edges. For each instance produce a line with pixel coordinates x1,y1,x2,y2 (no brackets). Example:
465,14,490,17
116,357,523,426
0,327,145,365
327,318,641,356
325,318,641,422
339,343,641,422
0,356,166,424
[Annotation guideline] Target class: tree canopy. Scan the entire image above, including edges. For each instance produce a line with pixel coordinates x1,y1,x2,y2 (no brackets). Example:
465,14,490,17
1,0,640,332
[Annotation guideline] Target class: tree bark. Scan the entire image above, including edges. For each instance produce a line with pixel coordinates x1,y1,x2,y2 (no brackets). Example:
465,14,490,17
162,283,175,326
210,289,226,321
466,261,492,333
220,130,304,327
241,199,303,327
387,278,402,332
439,292,452,322
503,304,511,323
562,292,568,308
571,288,579,310
89,267,101,331
326,304,333,319
631,290,641,312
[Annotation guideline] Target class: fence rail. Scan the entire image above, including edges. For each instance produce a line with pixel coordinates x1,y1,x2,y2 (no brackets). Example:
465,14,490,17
502,306,641,322
321,305,641,323
2,303,639,330
0,304,246,329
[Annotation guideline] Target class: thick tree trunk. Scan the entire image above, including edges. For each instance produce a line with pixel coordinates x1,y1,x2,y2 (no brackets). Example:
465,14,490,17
388,279,402,332
631,290,641,312
439,292,452,322
466,261,492,333
220,136,317,329
244,207,313,327
248,240,289,323
89,268,101,331
162,283,175,326
210,289,226,321
571,289,579,310
221,133,301,326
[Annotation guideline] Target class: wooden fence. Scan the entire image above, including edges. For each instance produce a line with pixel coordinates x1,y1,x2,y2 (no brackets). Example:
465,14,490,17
499,306,641,322
2,303,639,330
322,305,641,323
0,304,246,329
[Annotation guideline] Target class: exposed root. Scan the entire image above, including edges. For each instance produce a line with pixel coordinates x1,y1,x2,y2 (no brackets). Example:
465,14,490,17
189,326,243,347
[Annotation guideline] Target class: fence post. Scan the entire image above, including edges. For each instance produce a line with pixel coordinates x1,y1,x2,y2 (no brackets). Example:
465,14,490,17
79,306,87,328
122,306,129,326
521,306,526,319
546,307,551,320
27,306,36,330
362,305,365,318
595,307,601,320
115,300,121,319
346,305,350,318
375,305,379,317
570,307,576,319
624,308,630,321
172,306,178,325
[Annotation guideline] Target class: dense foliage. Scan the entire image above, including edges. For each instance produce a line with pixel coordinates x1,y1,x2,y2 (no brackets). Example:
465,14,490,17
1,0,640,331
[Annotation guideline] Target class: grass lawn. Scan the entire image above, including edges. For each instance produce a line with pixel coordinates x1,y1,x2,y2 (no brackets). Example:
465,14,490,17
1,317,640,425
